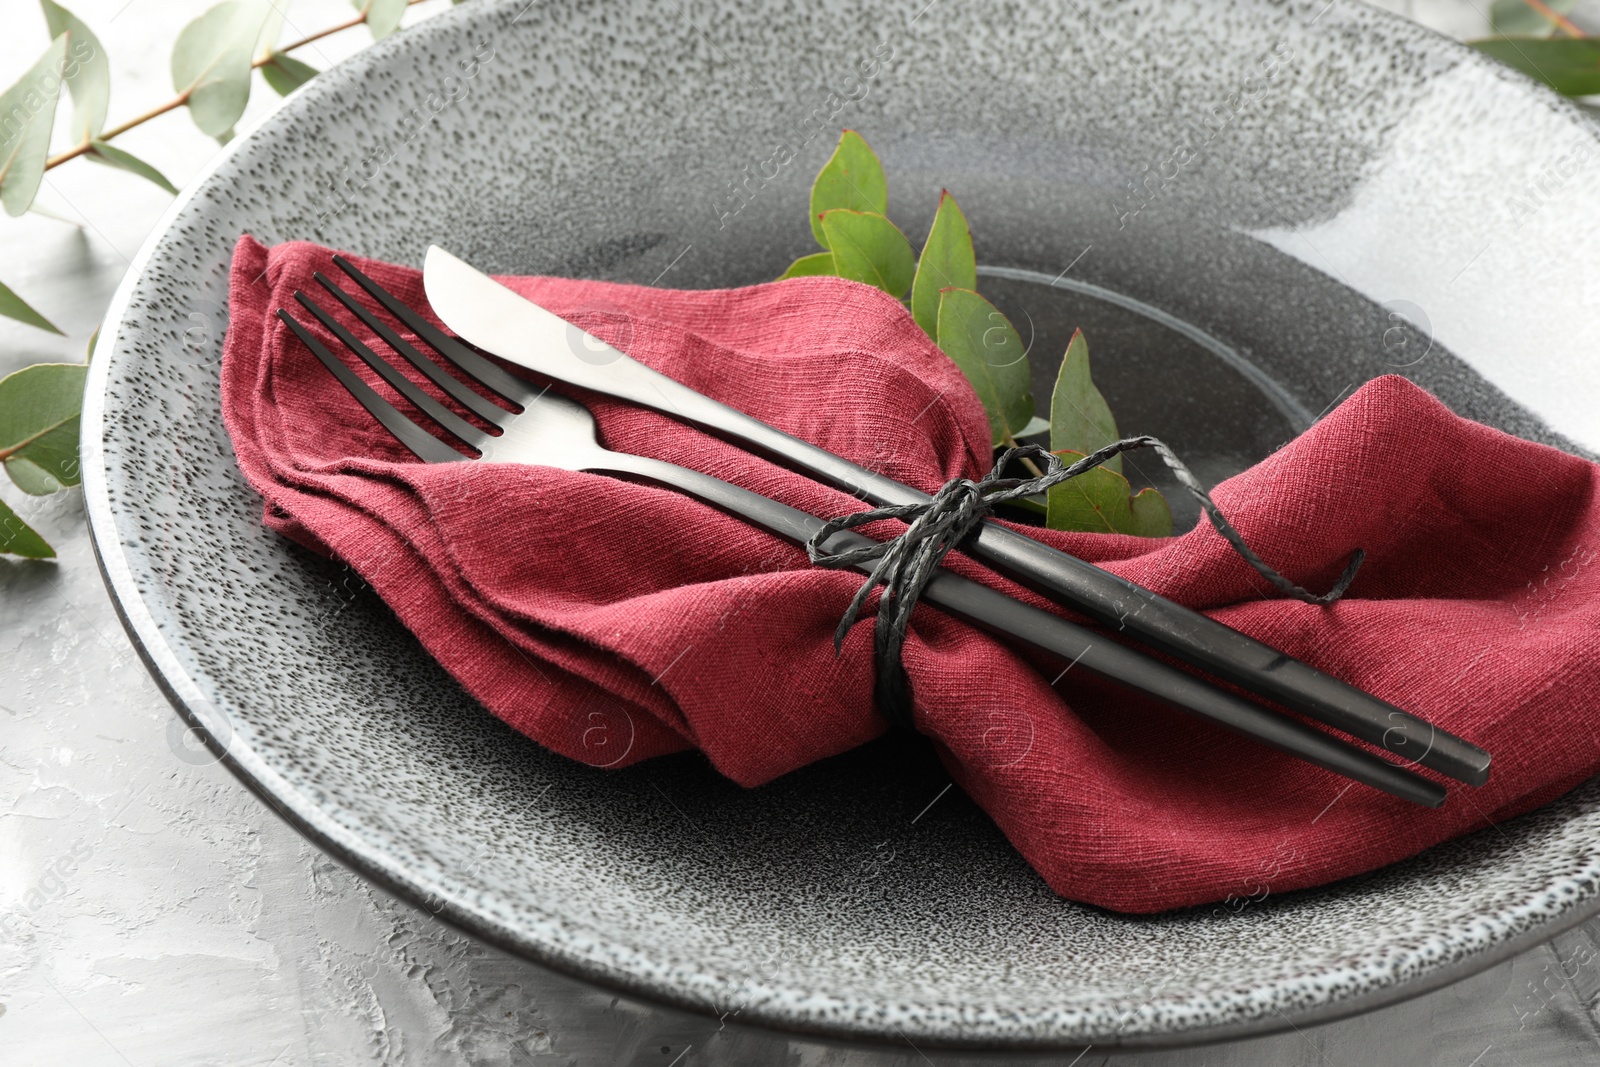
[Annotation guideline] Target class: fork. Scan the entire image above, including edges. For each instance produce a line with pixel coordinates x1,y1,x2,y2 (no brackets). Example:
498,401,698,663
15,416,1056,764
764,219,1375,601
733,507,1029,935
275,274,1449,807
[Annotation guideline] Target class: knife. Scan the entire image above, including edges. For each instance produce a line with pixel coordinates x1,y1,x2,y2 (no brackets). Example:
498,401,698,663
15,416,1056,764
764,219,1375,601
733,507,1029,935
419,245,1491,787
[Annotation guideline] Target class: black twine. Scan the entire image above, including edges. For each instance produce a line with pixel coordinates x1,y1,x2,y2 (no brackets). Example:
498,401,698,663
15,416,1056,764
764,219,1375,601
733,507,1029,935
804,437,1365,730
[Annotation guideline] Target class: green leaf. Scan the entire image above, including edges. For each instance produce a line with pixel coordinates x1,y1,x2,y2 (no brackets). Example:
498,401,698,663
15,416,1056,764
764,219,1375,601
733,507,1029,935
255,1,284,60
1469,37,1600,96
0,35,69,218
1049,328,1122,476
0,497,54,558
362,0,408,40
85,322,99,358
1045,452,1172,537
809,130,888,249
1044,332,1172,535
0,278,63,334
0,363,88,494
1002,493,1047,517
935,288,1033,446
1490,0,1576,37
40,0,110,143
261,53,318,96
85,141,178,194
172,1,269,137
1016,414,1050,438
910,190,976,338
1128,485,1173,536
778,251,835,279
819,209,915,297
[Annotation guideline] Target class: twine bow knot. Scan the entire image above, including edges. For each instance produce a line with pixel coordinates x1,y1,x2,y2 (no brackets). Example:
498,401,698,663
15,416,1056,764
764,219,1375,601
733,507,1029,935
804,437,1365,729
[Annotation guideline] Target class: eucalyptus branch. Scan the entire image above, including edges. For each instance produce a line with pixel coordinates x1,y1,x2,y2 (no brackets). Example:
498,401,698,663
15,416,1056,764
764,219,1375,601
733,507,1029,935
0,0,463,558
44,0,432,171
782,131,1172,536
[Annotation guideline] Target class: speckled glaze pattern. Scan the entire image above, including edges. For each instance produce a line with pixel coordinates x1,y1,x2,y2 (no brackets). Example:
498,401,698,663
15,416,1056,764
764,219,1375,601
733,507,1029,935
80,0,1600,1049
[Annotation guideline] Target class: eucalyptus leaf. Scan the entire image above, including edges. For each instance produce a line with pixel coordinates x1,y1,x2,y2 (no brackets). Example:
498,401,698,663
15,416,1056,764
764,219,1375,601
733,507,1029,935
1002,493,1048,517
0,35,69,218
1127,485,1173,536
261,53,319,96
0,278,63,334
85,141,179,194
256,1,285,60
910,190,975,338
362,0,408,40
1470,37,1600,96
778,251,834,279
86,323,99,358
7,456,62,495
40,0,109,143
809,130,888,249
25,202,77,224
1049,328,1121,475
172,1,269,137
1045,452,1172,537
1016,414,1050,438
0,497,53,558
1490,0,1576,37
819,209,915,297
0,363,88,494
935,287,1033,446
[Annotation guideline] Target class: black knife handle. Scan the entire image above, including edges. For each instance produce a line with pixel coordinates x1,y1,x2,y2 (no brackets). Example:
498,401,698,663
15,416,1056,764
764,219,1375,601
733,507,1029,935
966,520,1490,785
600,451,1448,808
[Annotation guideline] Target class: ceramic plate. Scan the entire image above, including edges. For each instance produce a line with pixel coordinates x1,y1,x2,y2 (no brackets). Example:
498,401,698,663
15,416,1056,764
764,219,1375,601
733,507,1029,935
82,0,1600,1048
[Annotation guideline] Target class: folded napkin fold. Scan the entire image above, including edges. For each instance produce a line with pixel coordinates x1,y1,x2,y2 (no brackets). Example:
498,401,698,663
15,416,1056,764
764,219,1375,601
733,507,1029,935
222,235,1600,913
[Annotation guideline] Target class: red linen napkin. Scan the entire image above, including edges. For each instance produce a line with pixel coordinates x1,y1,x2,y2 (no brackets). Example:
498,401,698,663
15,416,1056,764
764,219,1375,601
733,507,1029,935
222,235,1600,913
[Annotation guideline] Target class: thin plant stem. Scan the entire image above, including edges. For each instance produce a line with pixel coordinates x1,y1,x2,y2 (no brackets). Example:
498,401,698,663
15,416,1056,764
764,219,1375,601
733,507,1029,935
1000,428,1046,478
46,93,189,167
1523,0,1584,37
0,418,69,461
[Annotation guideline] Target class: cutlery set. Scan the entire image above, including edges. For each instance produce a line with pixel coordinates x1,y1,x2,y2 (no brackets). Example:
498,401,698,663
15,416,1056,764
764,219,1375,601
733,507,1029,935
273,247,1490,807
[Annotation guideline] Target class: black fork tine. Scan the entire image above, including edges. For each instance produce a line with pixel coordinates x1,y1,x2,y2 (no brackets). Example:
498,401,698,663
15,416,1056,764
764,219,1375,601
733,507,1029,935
332,254,536,406
312,271,514,427
276,309,467,465
293,291,490,450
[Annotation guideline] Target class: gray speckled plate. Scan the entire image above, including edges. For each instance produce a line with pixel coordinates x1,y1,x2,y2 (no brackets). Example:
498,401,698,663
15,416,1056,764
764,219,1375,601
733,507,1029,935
81,0,1600,1050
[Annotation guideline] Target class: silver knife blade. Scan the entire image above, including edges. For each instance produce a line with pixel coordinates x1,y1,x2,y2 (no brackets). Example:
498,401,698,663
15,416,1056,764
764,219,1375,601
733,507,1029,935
422,245,910,502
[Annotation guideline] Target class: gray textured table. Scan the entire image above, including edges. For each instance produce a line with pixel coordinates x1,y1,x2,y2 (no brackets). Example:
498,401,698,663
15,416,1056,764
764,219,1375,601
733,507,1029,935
5,1,1600,1063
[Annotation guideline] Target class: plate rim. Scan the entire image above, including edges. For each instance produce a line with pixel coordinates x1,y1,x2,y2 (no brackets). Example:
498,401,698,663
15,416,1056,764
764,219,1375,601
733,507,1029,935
75,0,1600,1048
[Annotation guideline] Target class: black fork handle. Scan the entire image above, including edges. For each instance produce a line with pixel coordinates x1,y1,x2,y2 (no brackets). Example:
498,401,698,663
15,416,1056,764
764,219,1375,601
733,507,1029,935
597,451,1447,808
